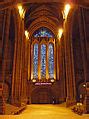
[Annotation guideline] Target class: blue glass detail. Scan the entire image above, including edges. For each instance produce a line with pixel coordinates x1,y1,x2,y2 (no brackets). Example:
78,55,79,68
33,44,38,78
33,27,54,37
41,44,46,78
48,43,54,78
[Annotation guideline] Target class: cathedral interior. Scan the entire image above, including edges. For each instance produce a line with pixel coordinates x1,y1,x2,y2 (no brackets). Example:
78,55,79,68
0,0,89,117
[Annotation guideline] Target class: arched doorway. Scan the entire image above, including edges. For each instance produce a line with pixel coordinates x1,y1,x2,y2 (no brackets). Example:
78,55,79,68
31,88,53,104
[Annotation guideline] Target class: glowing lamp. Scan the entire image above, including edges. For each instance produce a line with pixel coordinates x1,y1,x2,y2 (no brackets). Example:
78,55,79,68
32,79,36,83
83,84,86,87
18,4,25,19
63,4,71,19
25,30,29,40
50,79,55,83
58,28,63,39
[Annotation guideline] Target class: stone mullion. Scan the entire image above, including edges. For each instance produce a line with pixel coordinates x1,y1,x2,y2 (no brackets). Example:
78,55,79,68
46,42,49,80
38,43,41,80
54,39,56,80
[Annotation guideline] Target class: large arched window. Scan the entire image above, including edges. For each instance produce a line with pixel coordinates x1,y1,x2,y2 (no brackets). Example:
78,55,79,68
32,27,55,82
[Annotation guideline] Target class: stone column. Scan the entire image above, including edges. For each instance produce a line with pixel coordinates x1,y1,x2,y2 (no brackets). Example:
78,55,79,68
20,32,29,105
64,9,76,106
78,7,89,113
11,12,23,106
1,9,11,114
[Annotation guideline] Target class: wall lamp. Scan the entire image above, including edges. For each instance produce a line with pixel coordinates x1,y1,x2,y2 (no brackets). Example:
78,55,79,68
25,30,29,40
58,28,63,40
62,4,71,20
17,4,25,19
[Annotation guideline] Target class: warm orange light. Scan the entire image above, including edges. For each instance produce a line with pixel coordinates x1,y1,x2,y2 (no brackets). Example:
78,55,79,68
58,28,63,39
32,79,36,83
25,30,29,39
83,84,86,87
31,73,33,80
18,4,25,19
50,79,55,83
63,4,71,19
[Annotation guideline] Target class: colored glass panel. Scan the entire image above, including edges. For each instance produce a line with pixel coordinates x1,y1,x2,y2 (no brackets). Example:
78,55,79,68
33,27,54,37
41,44,46,78
33,44,38,78
48,43,54,78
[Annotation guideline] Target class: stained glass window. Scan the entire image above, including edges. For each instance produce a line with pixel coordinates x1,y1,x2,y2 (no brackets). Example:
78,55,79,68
41,44,46,78
48,43,54,78
33,27,54,37
32,27,55,81
33,44,38,78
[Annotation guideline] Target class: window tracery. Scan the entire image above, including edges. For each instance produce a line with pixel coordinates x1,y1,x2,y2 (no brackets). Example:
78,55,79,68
32,27,55,82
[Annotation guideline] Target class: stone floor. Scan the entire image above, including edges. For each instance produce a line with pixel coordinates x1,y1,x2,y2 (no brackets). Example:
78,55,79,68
0,104,89,119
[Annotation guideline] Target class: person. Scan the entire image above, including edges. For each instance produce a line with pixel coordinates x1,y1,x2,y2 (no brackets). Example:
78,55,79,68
52,96,56,104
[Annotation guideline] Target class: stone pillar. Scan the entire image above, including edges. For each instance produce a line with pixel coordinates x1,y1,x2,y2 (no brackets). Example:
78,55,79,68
64,9,76,106
11,12,23,106
78,7,89,113
1,9,11,114
21,31,29,104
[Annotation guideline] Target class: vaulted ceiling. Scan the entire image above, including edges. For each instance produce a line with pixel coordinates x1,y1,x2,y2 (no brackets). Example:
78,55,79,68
24,3,63,33
0,0,89,11
0,0,88,36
